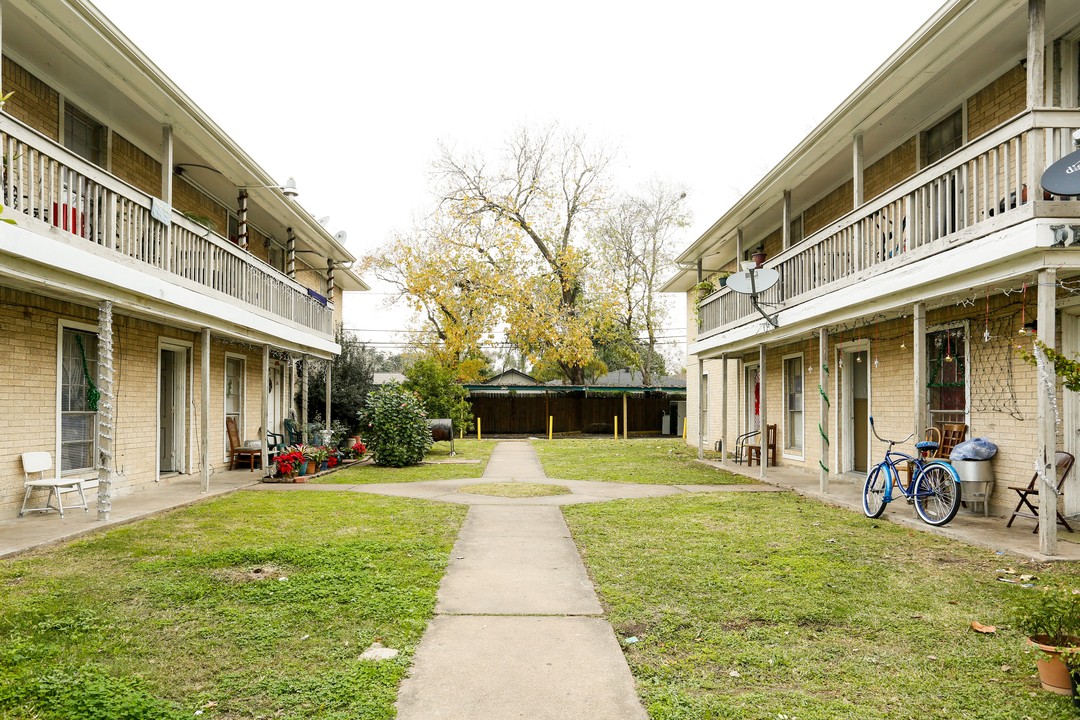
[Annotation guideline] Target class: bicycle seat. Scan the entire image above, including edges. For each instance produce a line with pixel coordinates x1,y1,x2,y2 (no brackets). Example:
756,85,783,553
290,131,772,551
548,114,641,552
915,441,939,452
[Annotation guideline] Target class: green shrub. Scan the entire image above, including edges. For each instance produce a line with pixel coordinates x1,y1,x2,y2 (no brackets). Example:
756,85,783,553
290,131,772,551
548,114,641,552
358,382,433,467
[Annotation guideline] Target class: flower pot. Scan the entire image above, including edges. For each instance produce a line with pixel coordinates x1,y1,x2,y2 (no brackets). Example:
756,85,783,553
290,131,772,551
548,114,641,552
751,251,767,268
1027,635,1080,695
306,460,317,475
320,460,329,472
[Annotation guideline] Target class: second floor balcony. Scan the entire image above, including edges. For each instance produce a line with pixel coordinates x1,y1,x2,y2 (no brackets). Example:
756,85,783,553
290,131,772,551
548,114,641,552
0,114,333,338
695,109,1080,344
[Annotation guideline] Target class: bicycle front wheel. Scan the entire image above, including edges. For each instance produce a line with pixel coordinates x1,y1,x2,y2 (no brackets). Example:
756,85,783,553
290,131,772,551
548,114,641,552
913,462,961,526
862,464,890,518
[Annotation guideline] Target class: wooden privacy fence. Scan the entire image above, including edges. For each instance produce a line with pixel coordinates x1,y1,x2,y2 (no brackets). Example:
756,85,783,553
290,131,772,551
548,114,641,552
468,394,679,435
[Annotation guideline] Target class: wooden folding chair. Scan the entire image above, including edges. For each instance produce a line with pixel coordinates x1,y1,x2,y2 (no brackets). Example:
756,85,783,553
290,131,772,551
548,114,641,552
1006,451,1075,533
747,424,777,467
19,451,89,518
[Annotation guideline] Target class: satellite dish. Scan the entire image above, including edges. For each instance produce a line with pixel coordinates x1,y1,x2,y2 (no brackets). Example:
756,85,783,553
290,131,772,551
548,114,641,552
317,216,331,226
334,230,348,244
725,267,780,295
1041,149,1080,196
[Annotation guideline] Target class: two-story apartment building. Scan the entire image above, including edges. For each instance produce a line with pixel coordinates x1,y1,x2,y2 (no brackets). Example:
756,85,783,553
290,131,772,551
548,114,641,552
0,0,367,517
666,0,1080,553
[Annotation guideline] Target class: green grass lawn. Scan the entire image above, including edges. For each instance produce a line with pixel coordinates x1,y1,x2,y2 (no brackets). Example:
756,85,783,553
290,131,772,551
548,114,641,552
564,492,1080,720
532,437,742,485
0,492,467,720
315,439,493,484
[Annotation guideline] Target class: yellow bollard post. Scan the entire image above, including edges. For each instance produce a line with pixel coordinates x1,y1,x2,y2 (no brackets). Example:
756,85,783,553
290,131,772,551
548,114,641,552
477,417,482,441
614,416,619,440
548,415,553,440
683,417,687,440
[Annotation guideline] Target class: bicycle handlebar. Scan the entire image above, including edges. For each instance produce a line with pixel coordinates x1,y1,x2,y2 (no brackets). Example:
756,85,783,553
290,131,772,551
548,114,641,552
868,416,914,446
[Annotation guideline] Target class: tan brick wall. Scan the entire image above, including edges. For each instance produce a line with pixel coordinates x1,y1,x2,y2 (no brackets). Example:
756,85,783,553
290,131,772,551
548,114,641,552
967,65,1026,140
174,178,228,235
0,288,276,516
2,57,59,141
758,227,783,261
803,179,853,237
864,138,917,201
688,299,1049,516
110,134,161,198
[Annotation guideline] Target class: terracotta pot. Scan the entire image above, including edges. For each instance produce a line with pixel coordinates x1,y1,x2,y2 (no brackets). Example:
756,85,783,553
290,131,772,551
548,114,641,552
751,251,767,268
1027,635,1080,695
306,460,317,475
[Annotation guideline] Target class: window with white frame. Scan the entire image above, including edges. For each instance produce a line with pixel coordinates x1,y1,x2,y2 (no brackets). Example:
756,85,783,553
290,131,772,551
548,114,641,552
63,103,106,167
784,356,804,452
923,109,963,166
225,356,245,454
60,327,98,472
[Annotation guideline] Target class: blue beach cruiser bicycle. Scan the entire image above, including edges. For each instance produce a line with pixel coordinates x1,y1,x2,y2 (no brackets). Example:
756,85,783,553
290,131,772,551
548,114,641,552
862,417,962,527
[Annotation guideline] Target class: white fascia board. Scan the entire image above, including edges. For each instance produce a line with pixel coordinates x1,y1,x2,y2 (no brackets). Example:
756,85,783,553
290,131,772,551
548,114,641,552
690,219,1055,358
0,222,339,357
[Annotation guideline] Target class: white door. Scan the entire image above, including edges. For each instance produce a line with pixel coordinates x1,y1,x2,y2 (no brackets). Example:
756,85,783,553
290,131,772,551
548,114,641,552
159,346,187,473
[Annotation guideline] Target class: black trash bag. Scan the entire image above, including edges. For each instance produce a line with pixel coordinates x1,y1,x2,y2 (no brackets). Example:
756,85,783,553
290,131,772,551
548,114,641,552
950,438,998,462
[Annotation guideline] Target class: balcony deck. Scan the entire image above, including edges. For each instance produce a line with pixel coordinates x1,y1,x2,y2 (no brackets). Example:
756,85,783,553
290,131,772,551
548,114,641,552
696,109,1080,346
0,115,332,338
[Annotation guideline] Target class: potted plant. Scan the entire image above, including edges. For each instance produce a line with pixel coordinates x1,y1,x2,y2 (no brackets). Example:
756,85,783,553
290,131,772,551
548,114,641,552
301,444,322,475
273,449,304,482
1012,584,1080,694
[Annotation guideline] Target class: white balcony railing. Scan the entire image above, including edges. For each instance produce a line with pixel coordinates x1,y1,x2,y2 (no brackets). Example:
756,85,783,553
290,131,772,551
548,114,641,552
0,115,332,336
698,109,1080,336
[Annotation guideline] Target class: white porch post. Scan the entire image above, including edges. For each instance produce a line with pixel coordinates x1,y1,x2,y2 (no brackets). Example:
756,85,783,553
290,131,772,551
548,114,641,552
261,344,270,474
301,354,309,443
96,301,115,521
201,329,210,493
161,125,173,274
853,134,864,207
325,359,332,438
913,303,927,442
736,228,744,263
759,343,768,480
697,357,705,459
1027,0,1046,109
782,191,792,251
720,353,728,465
819,327,829,493
237,190,249,251
1037,268,1058,555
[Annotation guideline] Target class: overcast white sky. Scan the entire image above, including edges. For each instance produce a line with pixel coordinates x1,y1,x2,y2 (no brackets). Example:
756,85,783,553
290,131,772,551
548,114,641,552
93,0,945,366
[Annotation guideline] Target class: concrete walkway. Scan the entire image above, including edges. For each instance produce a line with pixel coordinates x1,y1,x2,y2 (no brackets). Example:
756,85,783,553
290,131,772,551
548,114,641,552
395,440,651,720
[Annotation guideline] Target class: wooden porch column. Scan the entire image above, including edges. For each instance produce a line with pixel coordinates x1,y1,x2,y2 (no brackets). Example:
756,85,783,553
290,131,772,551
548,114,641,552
736,228,744,263
96,301,115,521
819,327,829,493
201,329,211,493
1027,0,1046,109
327,260,336,302
759,343,768,480
913,303,926,442
696,258,702,284
261,344,270,474
237,190,249,250
782,191,792,250
286,228,297,279
720,353,728,465
697,357,705,459
301,354,309,443
623,392,628,441
853,134,864,208
1037,268,1058,555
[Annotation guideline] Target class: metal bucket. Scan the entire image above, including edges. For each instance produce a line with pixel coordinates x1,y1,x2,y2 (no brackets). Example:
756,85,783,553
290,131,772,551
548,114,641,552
428,418,455,455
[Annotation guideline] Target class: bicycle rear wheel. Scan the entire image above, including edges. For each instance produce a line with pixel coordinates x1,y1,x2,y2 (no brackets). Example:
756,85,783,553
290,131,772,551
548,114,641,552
862,464,890,518
913,462,961,526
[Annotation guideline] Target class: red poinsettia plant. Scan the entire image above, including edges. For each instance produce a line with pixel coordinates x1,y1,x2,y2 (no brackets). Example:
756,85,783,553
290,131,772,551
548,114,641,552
350,442,367,459
274,450,305,477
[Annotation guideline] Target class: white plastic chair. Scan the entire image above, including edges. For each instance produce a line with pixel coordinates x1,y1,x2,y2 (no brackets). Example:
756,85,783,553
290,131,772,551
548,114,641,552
19,451,89,518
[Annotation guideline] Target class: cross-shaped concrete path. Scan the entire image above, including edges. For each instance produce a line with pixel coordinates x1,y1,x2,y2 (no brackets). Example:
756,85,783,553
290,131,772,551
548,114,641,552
395,440,650,719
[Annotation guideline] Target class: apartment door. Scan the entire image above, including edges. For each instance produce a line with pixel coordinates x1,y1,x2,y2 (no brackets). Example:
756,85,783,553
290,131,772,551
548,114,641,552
159,346,188,474
744,364,760,434
841,348,871,473
268,361,286,437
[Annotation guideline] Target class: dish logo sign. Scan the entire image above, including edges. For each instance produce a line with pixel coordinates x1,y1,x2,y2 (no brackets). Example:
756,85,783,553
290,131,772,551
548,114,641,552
1067,161,1080,175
